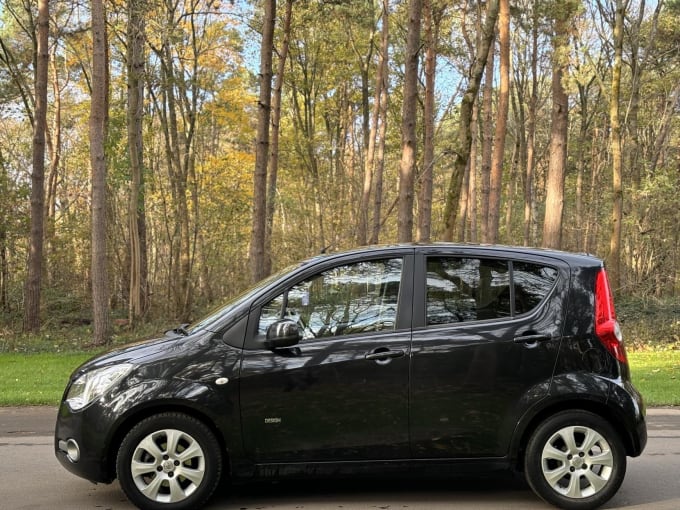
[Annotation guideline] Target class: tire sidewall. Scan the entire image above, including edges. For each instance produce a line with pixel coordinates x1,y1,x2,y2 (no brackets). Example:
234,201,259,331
116,412,222,510
524,410,626,510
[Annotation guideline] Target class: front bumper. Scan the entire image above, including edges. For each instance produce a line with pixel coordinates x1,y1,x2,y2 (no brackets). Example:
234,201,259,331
54,401,117,484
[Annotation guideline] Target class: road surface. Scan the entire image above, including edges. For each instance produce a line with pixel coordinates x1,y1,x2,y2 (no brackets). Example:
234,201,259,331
1,406,679,509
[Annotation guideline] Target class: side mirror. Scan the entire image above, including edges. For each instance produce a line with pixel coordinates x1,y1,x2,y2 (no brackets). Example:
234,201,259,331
265,319,302,349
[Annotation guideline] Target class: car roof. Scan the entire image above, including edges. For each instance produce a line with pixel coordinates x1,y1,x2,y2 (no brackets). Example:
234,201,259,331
298,243,603,268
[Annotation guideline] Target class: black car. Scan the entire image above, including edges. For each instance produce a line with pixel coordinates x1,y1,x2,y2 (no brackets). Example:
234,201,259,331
55,244,646,510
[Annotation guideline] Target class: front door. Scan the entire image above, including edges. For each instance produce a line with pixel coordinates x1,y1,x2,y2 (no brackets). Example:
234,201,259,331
240,255,412,463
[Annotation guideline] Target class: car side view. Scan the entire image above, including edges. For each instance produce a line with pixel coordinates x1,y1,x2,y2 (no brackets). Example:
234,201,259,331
55,244,646,510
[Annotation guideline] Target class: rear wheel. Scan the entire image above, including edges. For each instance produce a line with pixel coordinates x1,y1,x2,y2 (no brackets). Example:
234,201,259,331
116,413,222,510
524,410,626,510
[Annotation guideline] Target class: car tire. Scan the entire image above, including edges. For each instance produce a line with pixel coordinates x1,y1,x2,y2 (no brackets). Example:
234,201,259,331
116,412,222,510
524,410,626,510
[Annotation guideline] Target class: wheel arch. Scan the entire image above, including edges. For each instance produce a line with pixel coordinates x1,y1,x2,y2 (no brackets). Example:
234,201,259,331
106,401,231,482
511,398,636,472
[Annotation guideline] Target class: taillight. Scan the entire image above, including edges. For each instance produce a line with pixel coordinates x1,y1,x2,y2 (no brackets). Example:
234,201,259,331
594,268,627,363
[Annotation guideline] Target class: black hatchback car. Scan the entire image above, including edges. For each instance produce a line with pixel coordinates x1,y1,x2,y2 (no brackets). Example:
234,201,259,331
55,244,646,510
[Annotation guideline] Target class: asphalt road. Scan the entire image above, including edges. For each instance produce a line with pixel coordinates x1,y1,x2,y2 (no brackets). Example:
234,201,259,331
1,407,679,510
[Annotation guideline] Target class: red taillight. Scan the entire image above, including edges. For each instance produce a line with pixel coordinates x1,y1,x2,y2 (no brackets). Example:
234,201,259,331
594,268,627,363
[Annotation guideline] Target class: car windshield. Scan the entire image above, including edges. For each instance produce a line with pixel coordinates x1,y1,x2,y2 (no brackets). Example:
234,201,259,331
186,262,302,334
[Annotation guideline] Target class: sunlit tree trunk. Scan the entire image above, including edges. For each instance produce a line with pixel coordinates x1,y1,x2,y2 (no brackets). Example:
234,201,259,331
397,0,422,242
23,0,49,333
607,0,624,289
542,1,576,249
417,0,441,243
487,0,509,243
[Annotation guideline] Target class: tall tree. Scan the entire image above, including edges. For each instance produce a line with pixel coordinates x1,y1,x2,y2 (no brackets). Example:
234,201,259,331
90,0,110,345
607,0,624,289
370,0,391,245
416,0,442,242
397,0,422,242
542,0,577,249
23,0,49,332
264,0,293,275
250,0,275,283
127,0,148,325
487,0,510,243
443,0,500,241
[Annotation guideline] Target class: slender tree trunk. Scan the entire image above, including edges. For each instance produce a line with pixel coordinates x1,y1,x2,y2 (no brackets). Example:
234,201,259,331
479,47,494,243
250,0,275,283
397,0,422,242
23,0,49,333
90,0,110,345
524,6,539,246
359,0,389,246
416,0,439,242
370,0,390,245
542,3,575,249
608,0,624,290
487,0,509,243
127,0,147,325
265,0,292,273
443,0,500,241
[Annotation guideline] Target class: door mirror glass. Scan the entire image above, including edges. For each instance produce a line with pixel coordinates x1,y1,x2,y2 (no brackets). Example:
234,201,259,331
265,319,302,349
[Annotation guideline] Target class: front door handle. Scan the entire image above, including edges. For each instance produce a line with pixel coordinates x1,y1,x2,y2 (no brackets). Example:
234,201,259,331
365,349,405,361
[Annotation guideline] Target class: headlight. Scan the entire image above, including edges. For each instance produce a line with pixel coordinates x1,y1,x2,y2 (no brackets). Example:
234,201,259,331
66,364,133,411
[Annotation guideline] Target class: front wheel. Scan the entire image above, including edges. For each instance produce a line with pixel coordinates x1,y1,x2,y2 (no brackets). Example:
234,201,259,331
116,412,223,510
524,410,626,510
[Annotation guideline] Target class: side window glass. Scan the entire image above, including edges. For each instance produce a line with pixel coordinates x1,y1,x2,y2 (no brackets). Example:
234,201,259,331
258,258,403,341
512,262,558,315
427,257,510,325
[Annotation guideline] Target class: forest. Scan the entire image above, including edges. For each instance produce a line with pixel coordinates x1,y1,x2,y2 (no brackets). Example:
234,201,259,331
0,0,678,345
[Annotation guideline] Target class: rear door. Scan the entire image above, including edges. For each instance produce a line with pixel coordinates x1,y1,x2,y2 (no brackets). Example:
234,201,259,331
409,248,567,458
240,252,413,462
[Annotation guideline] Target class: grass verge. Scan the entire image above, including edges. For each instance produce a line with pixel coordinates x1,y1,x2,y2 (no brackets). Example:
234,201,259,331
0,350,678,407
629,350,680,406
1,352,95,406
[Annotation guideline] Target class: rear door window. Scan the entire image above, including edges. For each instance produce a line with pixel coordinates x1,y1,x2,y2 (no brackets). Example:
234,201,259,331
426,257,557,326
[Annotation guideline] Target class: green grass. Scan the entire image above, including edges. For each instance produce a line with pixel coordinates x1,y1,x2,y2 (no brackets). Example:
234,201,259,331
0,352,94,406
629,350,680,407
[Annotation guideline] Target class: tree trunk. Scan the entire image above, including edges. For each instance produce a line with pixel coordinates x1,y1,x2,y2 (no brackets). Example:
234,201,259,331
479,47,494,243
23,0,49,333
608,0,624,290
397,0,422,243
90,0,110,345
443,0,500,241
370,0,390,245
250,0,275,283
542,3,574,250
127,0,147,325
416,0,438,243
265,0,292,273
487,0,509,243
524,5,539,246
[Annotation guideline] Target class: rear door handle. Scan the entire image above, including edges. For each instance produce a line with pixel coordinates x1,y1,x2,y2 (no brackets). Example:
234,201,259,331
365,349,405,361
513,333,555,344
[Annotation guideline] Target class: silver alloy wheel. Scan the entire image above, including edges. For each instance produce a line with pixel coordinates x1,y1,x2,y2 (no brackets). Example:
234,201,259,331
130,428,206,504
540,424,614,499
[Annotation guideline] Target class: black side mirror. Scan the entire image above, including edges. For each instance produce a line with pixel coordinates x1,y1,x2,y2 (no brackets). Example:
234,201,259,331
265,319,302,349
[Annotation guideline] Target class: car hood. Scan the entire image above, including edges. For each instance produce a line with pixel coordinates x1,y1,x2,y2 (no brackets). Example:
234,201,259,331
71,332,207,377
